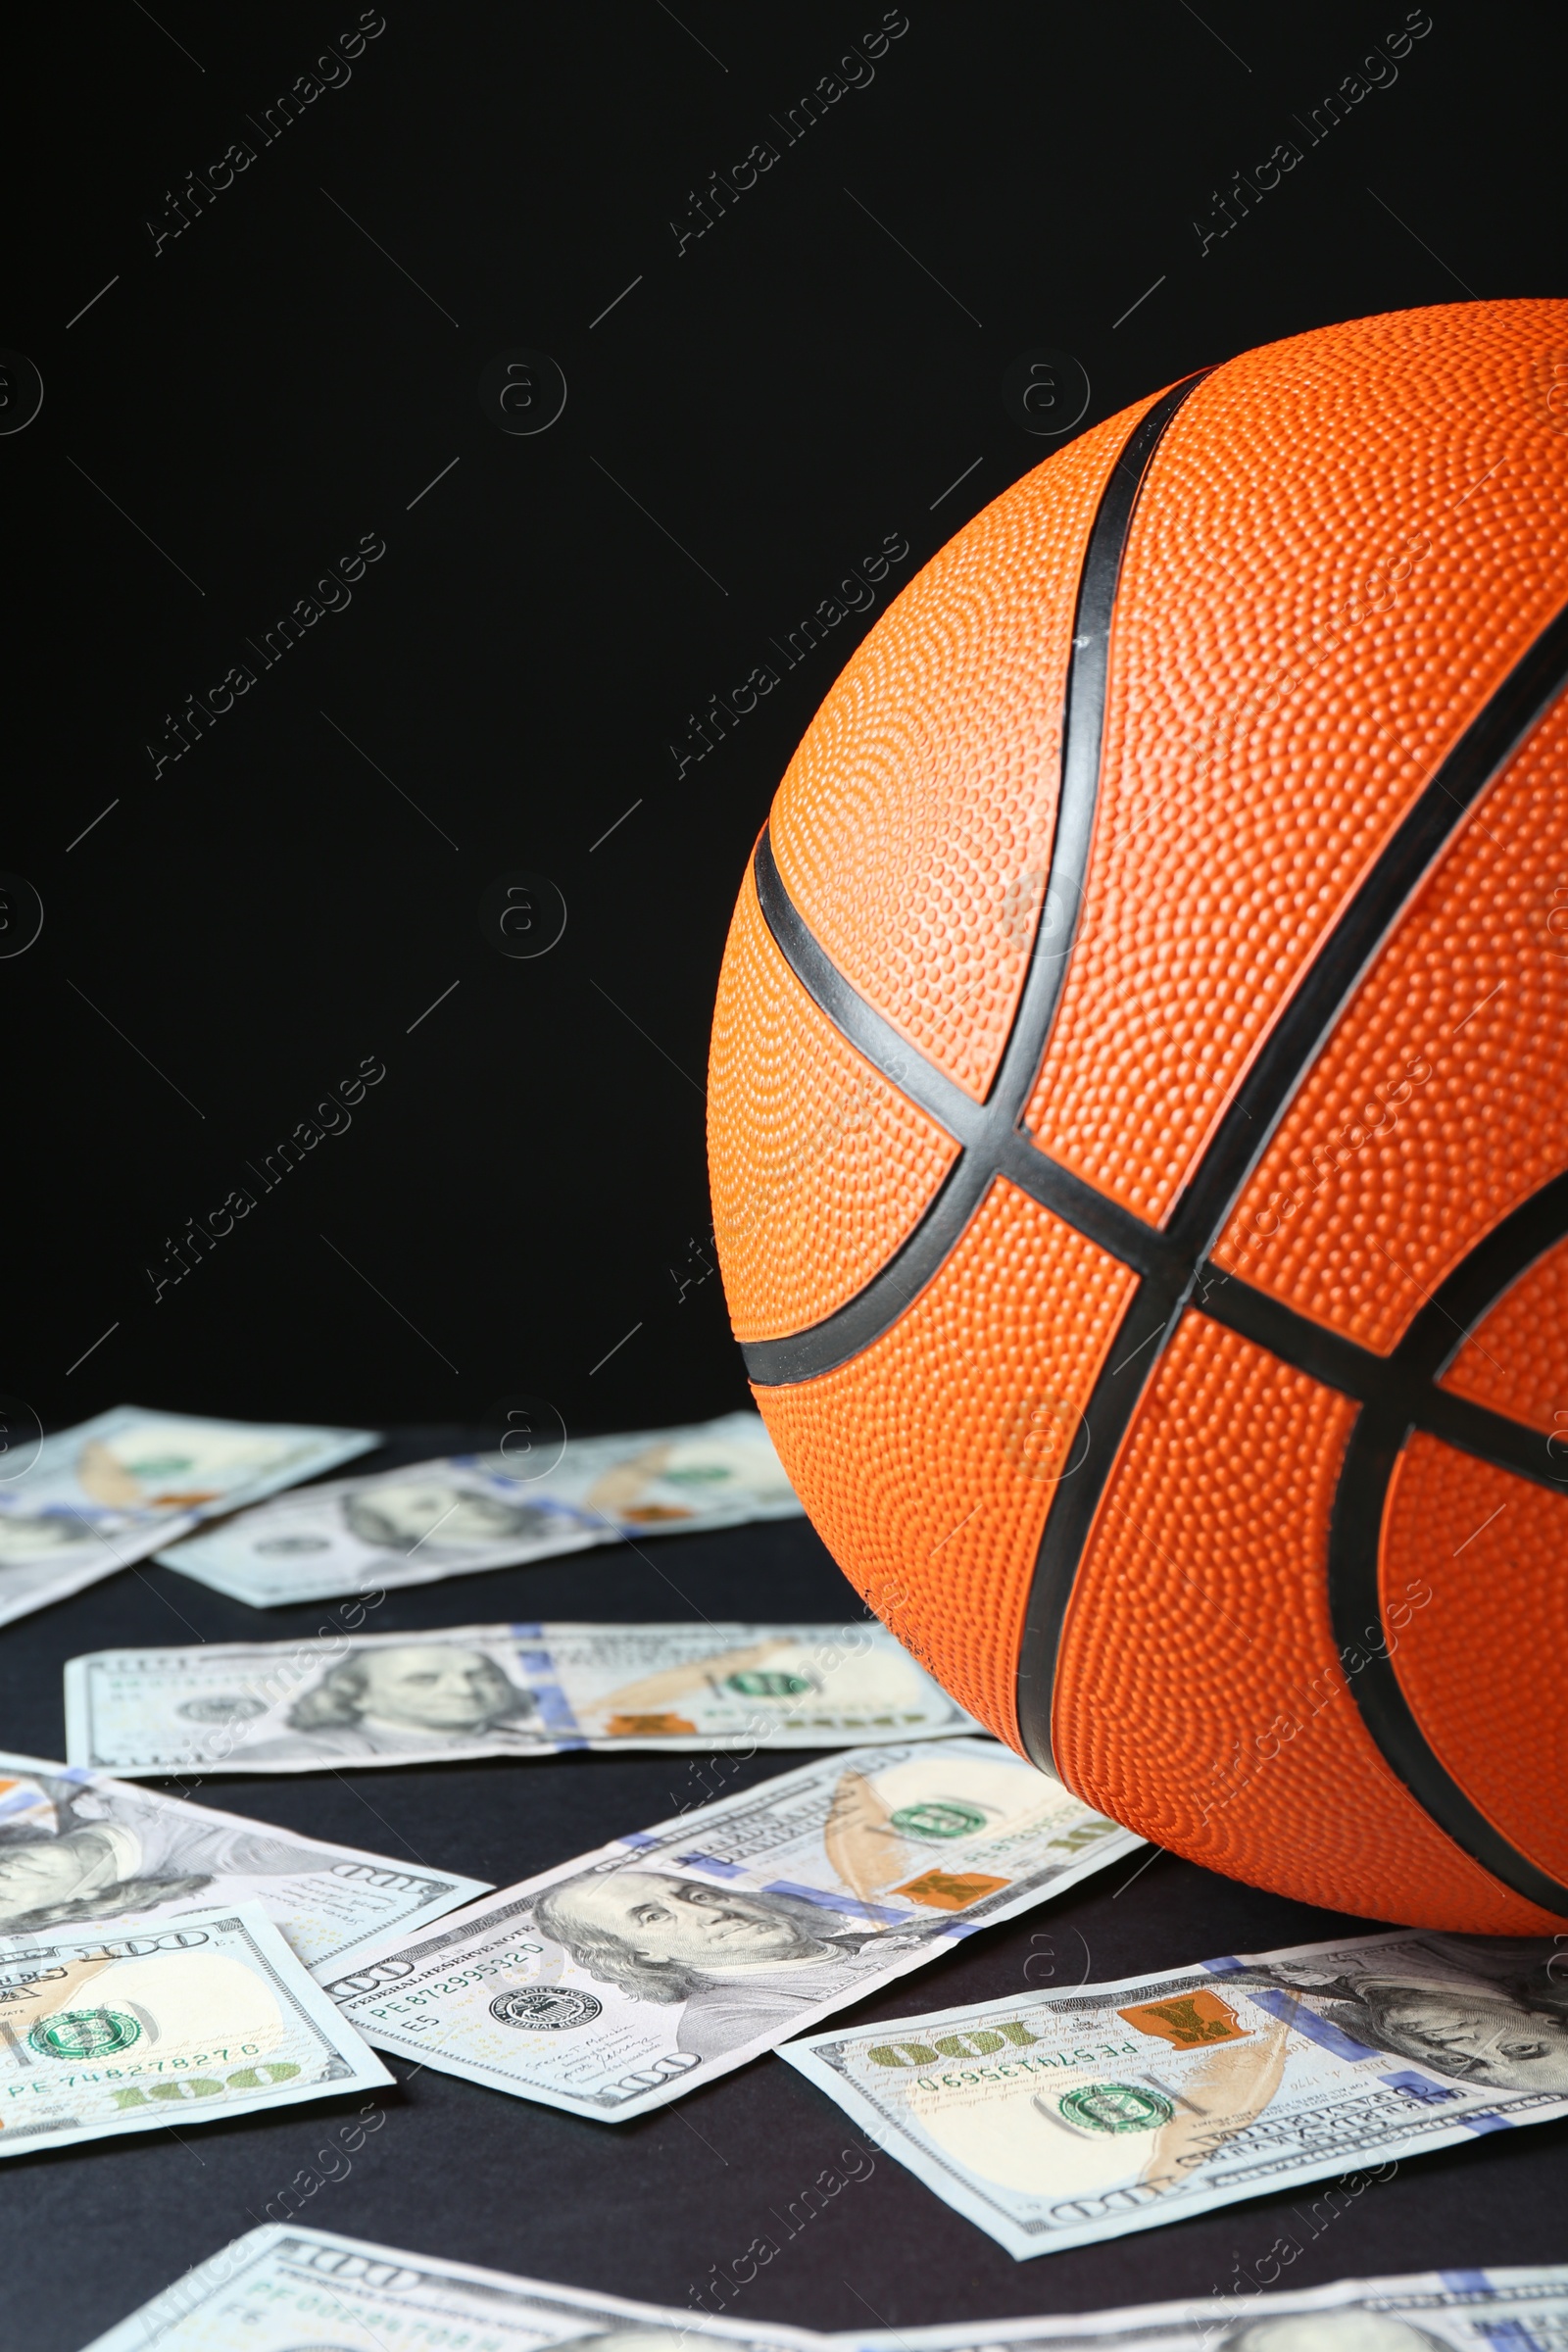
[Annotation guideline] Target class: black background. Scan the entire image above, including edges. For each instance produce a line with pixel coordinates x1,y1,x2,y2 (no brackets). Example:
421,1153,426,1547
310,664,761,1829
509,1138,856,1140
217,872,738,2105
10,0,1567,1435
8,3,1568,2346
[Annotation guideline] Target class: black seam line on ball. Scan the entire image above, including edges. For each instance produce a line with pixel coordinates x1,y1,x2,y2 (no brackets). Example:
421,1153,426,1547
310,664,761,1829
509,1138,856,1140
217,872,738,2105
740,371,1212,1392
1196,1263,1564,1492
1322,1162,1568,1914
1016,600,1568,1775
1165,597,1568,1268
1048,1179,1568,1863
1014,1258,1187,1772
752,833,1181,1284
1327,1407,1568,1919
1394,1162,1568,1385
1014,1239,1568,1776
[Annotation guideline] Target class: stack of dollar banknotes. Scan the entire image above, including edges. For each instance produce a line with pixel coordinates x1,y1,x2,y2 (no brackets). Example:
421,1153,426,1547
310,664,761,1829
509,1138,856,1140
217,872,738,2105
0,1406,1561,2351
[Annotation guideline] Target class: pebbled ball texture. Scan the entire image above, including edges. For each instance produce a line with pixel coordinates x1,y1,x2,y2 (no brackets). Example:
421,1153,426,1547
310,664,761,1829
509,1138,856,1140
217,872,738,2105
1023,307,1568,1221
1441,1232,1568,1432
1219,690,1568,1347
1381,1437,1568,1890
1051,1315,1556,1931
709,302,1568,1931
758,1178,1135,1748
709,864,957,1342
768,396,1162,1102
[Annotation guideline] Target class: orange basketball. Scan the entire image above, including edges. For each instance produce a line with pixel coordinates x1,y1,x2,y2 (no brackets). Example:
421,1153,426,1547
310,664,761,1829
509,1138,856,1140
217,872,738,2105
708,300,1568,1934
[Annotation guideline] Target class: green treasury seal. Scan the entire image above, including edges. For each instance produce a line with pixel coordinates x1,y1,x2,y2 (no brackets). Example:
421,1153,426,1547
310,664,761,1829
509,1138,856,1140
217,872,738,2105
891,1800,988,1840
1055,2082,1174,2133
28,2007,143,2059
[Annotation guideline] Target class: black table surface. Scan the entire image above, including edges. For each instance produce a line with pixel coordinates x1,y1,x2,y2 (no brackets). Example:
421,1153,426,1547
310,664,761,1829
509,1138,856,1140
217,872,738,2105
4,1430,1564,2352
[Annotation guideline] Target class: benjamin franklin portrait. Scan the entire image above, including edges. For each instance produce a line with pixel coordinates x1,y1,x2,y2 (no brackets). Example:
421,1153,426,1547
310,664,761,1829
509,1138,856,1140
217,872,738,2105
0,1511,92,1563
340,1481,554,1555
533,1867,920,2060
0,1774,326,1936
259,1642,540,1759
1236,1942,1568,2095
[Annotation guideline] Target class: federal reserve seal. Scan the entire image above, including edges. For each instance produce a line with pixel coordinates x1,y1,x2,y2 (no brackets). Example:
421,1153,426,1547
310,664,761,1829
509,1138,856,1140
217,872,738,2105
489,1986,603,2031
1054,2082,1174,2133
178,1694,266,1724
29,2007,143,2059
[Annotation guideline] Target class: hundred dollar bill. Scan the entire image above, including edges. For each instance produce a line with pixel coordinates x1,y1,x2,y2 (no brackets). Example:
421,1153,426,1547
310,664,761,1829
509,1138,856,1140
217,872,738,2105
831,2266,1568,2352
320,1738,1142,2120
66,1618,978,1775
0,1750,490,1977
82,2222,823,2352
0,1405,376,1628
780,1930,1568,2258
0,1899,391,2158
155,1411,802,1605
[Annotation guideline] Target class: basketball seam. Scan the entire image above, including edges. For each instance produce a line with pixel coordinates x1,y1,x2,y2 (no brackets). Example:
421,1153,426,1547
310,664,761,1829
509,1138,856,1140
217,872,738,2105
743,373,1211,1387
731,377,1568,1914
1166,612,1568,1256
1327,1407,1568,1917
1022,618,1568,1804
1320,1165,1568,1914
1194,1257,1566,1487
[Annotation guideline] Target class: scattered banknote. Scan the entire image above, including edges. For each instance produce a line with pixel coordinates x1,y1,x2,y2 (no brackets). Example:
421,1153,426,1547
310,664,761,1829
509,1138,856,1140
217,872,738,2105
82,2222,825,2352
0,1750,491,1977
836,2267,1568,2352
65,1619,979,1775
0,1404,376,1628
320,1738,1142,2121
0,1898,391,2159
74,2238,1568,2352
156,1411,803,1605
779,1929,1568,2258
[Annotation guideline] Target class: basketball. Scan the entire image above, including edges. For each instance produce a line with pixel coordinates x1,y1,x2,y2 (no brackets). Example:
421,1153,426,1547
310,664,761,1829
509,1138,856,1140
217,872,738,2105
708,300,1568,1935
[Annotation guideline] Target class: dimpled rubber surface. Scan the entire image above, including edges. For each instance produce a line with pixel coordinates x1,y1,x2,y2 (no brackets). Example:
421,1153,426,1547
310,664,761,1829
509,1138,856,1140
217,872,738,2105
1441,1232,1568,1432
753,1178,1136,1746
1050,1315,1559,1932
1221,689,1568,1348
1025,302,1568,1222
708,866,959,1342
710,302,1568,1930
766,393,1165,1102
1383,1435,1568,1886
